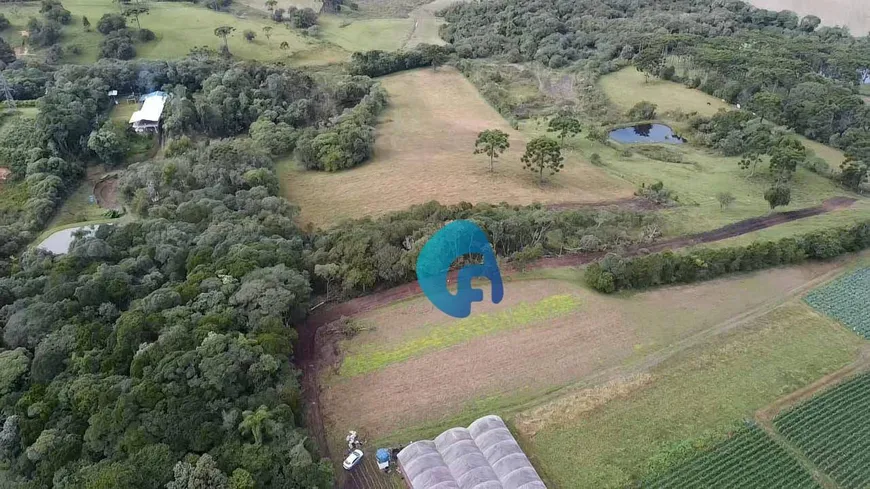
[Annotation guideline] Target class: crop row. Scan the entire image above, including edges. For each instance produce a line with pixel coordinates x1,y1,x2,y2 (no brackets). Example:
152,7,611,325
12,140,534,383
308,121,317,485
774,373,870,489
804,268,870,339
642,424,820,489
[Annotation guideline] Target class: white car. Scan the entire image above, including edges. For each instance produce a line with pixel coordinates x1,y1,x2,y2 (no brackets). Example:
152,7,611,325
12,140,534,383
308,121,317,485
343,449,364,470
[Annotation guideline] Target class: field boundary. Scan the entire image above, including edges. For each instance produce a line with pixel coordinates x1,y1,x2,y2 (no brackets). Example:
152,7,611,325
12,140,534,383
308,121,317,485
296,198,858,489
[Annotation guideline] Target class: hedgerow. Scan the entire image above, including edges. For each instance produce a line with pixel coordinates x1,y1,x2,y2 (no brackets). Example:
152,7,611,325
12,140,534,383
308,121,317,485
585,221,870,293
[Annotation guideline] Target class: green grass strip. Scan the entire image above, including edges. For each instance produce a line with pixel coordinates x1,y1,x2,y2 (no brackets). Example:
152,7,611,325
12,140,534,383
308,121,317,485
339,294,580,377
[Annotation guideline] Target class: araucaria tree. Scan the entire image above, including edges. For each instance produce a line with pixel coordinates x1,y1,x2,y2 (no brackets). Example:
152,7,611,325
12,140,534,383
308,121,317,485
214,25,235,55
522,136,563,183
474,129,510,172
262,25,273,42
547,115,582,147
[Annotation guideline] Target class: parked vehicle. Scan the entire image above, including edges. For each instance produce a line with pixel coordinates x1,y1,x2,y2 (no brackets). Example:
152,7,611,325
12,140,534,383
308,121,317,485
376,448,390,471
343,449,364,470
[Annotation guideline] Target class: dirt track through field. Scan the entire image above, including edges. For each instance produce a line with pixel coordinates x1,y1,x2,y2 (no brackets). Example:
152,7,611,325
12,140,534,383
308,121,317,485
296,196,857,489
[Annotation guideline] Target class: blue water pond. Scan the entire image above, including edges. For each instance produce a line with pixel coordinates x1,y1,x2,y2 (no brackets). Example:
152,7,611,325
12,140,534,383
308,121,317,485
609,124,686,144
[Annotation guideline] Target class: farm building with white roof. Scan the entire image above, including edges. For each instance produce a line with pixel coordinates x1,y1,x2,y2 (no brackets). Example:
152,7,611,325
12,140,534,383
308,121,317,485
129,91,167,133
397,415,547,489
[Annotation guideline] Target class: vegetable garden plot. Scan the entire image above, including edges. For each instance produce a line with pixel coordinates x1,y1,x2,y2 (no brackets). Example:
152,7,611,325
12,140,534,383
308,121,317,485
804,268,870,339
774,373,870,489
642,424,820,489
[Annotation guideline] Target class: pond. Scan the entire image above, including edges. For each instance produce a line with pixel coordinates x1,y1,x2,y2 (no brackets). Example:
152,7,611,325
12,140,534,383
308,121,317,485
609,124,686,144
37,225,100,255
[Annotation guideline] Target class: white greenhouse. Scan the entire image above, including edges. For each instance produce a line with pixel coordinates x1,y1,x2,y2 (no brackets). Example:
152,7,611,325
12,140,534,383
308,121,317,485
397,415,547,489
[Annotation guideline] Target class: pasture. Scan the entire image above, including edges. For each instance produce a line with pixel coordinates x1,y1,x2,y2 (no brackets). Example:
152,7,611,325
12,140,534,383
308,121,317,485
599,67,732,118
317,15,412,52
0,0,340,64
280,68,633,227
316,257,862,468
592,67,860,236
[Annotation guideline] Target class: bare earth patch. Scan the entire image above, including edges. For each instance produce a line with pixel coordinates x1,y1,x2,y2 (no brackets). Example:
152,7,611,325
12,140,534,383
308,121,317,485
318,260,847,442
282,68,632,227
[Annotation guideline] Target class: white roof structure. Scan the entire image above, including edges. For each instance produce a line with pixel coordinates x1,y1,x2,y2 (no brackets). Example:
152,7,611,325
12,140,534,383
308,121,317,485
397,415,547,489
129,92,167,124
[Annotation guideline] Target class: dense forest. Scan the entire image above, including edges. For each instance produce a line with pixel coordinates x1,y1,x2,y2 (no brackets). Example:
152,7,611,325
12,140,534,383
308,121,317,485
440,0,870,178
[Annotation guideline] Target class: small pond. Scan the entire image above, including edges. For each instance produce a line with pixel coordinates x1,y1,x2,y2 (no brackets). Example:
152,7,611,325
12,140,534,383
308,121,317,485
38,225,99,255
609,124,686,144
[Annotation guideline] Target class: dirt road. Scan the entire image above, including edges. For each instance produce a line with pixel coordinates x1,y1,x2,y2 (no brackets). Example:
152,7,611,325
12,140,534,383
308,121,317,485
296,196,857,489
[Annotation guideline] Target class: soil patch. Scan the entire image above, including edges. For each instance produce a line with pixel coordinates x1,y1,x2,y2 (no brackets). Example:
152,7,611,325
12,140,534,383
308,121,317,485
93,173,121,210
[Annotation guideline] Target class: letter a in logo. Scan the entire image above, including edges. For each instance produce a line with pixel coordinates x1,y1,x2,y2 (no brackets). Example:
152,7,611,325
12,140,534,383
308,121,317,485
416,220,504,318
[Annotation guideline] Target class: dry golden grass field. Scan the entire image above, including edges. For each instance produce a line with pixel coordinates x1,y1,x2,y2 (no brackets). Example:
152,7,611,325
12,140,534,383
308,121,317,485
280,68,632,227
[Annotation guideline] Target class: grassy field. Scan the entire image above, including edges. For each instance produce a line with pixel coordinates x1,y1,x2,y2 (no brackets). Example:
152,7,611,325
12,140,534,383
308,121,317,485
599,68,732,117
317,258,856,461
109,101,138,123
317,15,412,52
0,0,342,64
689,200,870,249
403,0,451,48
524,303,864,488
280,68,633,227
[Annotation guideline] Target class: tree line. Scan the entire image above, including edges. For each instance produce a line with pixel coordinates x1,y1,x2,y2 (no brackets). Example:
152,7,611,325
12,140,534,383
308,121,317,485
585,220,870,293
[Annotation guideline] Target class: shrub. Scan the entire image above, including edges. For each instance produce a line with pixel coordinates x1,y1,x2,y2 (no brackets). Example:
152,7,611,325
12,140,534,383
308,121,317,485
589,153,603,166
0,13,9,31
585,221,870,293
634,145,685,163
243,29,256,41
289,7,318,28
137,28,155,42
97,13,126,34
99,30,135,60
45,44,63,64
0,36,14,65
716,192,735,210
40,0,71,24
628,101,657,120
164,136,195,158
26,18,62,47
635,181,677,205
